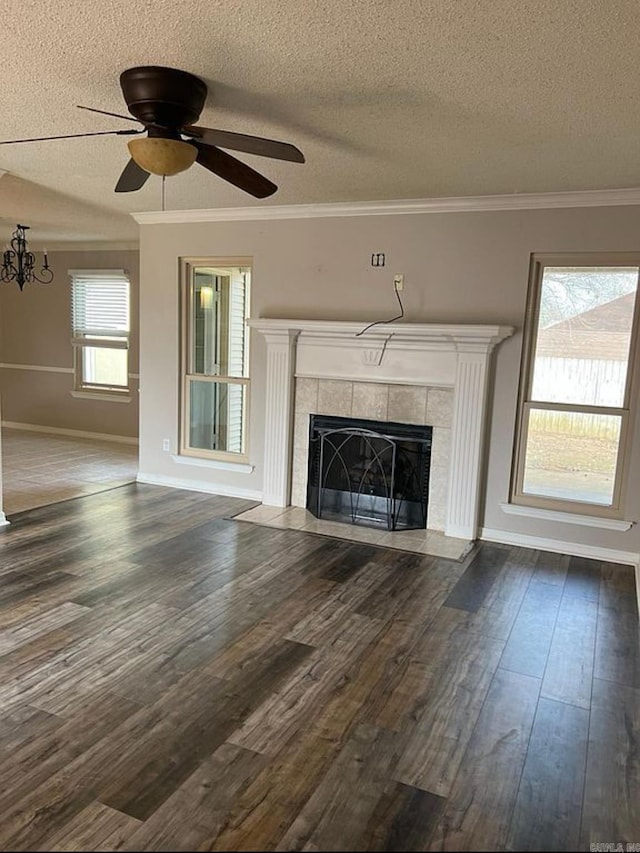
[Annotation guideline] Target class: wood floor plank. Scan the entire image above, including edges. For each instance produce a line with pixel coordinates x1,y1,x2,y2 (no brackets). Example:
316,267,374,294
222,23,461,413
227,613,384,757
43,801,142,852
426,667,540,851
541,594,597,708
598,561,638,614
124,743,267,852
359,781,445,852
464,545,538,640
594,603,640,688
392,615,505,796
0,704,64,753
564,555,601,602
499,579,562,678
507,697,589,851
580,677,640,848
442,544,509,612
0,603,180,715
206,614,423,851
0,602,90,656
275,723,404,851
0,691,143,849
97,639,313,820
531,550,570,588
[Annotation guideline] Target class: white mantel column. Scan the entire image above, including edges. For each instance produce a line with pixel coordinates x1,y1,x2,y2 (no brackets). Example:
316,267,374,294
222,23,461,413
260,328,300,506
445,345,494,539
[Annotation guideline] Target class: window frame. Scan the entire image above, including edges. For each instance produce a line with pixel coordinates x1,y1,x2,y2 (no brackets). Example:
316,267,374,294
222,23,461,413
179,257,251,464
510,252,640,518
70,269,131,399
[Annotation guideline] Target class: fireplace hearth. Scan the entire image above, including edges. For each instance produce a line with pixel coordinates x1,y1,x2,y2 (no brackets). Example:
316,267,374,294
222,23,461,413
307,414,432,531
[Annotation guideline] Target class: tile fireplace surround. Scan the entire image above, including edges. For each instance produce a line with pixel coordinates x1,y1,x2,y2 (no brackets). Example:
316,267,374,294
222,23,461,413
249,319,514,543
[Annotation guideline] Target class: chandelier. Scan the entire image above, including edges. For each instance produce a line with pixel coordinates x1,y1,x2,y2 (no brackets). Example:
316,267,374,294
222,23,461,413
1,224,54,291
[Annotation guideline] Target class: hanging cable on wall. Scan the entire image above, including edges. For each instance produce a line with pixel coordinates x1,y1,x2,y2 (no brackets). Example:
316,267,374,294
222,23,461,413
355,277,405,337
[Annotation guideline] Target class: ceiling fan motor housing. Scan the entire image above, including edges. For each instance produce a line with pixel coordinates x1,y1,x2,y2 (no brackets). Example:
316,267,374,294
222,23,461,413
120,66,207,128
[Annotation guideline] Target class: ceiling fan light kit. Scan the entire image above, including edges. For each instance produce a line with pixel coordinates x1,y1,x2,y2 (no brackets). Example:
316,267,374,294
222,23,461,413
127,137,197,176
0,65,305,199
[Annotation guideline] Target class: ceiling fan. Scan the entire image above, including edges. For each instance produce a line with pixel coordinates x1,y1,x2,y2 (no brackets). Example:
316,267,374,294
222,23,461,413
0,66,305,198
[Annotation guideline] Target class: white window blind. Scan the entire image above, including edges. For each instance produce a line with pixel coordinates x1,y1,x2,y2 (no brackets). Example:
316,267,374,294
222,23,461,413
70,270,130,339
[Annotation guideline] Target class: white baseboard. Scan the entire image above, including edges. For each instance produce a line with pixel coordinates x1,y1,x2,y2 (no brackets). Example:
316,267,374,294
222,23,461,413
136,471,262,502
2,421,138,446
0,512,10,528
481,526,640,615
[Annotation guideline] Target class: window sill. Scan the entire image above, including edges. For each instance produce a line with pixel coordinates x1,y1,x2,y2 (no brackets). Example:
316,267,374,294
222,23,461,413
500,502,633,531
70,390,131,403
172,454,254,474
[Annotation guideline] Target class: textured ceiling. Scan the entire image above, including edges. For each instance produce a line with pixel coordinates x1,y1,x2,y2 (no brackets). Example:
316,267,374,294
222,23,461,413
1,0,640,243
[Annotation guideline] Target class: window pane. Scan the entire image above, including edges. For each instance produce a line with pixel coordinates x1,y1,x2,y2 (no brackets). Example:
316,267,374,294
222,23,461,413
72,275,129,336
191,267,248,378
82,346,128,387
189,379,246,454
522,408,621,505
532,267,638,406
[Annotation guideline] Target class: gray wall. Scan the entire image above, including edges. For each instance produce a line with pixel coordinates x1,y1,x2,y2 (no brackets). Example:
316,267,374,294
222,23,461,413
0,250,139,438
137,205,640,558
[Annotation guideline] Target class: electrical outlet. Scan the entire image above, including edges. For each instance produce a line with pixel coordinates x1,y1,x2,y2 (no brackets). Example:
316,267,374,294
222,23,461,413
162,439,170,452
393,274,405,291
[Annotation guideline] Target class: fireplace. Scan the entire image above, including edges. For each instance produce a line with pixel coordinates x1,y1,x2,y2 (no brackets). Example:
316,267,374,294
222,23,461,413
248,319,513,540
306,414,432,531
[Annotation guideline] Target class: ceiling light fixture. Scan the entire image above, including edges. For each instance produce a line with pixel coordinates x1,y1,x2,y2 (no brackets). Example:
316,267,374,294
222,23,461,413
127,137,197,177
1,224,54,291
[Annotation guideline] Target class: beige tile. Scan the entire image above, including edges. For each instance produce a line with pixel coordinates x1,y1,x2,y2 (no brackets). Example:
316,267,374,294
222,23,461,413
387,385,427,425
1,428,138,515
426,387,454,428
425,531,472,560
317,380,353,416
291,411,311,508
427,469,448,532
301,518,354,539
295,377,319,414
431,427,451,471
276,507,314,529
291,478,308,509
343,525,387,545
235,505,284,523
351,382,389,421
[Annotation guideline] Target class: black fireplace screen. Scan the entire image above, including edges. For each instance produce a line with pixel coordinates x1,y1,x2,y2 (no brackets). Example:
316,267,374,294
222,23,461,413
306,414,432,531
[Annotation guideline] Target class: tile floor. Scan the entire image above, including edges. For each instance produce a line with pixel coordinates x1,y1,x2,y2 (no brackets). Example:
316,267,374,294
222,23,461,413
233,504,473,560
1,428,138,515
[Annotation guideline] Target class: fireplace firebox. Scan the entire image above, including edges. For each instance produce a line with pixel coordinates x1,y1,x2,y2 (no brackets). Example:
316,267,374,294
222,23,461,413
306,414,432,531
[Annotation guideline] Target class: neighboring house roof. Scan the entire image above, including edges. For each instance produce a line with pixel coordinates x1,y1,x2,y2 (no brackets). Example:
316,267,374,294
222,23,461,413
536,292,636,361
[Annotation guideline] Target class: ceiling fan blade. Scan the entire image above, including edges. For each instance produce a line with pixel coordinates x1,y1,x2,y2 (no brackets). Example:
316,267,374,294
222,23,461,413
77,104,141,123
193,142,277,198
0,129,142,145
184,125,304,163
115,158,150,193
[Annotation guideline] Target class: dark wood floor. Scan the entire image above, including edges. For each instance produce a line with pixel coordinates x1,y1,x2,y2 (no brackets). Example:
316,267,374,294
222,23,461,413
0,483,637,852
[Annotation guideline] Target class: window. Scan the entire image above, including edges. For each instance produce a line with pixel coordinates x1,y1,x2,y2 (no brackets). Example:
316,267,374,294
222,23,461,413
180,259,250,462
70,270,130,397
511,254,640,517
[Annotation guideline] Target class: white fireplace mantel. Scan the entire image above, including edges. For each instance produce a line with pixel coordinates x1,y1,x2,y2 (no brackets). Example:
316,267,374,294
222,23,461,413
249,319,514,539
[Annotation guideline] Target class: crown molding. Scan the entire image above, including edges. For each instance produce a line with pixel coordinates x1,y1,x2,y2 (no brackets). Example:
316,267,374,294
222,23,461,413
32,241,140,252
132,187,640,225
